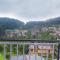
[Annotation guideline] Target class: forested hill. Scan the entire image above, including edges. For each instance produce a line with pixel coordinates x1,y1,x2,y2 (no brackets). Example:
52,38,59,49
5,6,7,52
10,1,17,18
0,17,60,35
0,18,24,29
47,17,60,25
0,18,24,35
25,17,60,29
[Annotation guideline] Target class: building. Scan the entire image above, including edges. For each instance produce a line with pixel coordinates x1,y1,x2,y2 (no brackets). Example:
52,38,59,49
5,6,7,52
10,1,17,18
29,45,52,56
5,29,28,38
5,29,19,37
19,30,28,36
55,27,60,36
48,27,56,32
37,45,52,56
30,28,40,36
41,27,48,32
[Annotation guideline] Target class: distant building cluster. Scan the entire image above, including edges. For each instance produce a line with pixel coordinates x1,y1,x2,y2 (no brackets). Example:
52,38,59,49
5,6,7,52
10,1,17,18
5,26,60,39
5,29,28,38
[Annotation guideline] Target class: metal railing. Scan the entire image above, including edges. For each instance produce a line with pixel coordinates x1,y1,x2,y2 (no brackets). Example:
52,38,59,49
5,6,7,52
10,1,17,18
0,39,60,60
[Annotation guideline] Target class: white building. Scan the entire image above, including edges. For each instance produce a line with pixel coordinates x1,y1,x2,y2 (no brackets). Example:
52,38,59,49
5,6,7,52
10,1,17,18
30,28,40,36
41,27,48,32
5,29,28,37
19,30,28,36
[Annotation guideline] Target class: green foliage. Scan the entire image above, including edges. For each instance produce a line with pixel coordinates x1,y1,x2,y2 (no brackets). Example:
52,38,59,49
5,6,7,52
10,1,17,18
0,45,4,53
38,32,57,40
0,53,4,60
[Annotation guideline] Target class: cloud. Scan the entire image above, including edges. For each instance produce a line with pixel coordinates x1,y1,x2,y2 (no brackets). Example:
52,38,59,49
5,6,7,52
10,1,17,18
0,0,60,22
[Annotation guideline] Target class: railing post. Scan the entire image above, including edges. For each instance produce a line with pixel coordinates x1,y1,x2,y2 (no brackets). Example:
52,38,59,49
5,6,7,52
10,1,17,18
23,43,25,60
52,44,54,60
17,43,18,60
29,44,31,60
35,44,37,60
4,44,6,60
41,45,43,60
46,49,48,60
10,44,12,60
57,44,60,60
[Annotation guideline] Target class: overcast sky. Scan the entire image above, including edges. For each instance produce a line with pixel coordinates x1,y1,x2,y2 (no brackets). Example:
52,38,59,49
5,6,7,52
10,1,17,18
0,0,60,23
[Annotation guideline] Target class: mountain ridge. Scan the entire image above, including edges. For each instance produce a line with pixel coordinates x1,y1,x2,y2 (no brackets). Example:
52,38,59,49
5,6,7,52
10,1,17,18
0,17,60,35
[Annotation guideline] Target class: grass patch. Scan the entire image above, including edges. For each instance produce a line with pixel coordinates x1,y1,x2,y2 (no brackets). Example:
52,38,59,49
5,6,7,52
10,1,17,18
0,53,4,60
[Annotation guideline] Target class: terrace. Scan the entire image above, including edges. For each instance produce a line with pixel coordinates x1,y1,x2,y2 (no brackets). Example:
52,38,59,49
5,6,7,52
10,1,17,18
0,39,60,60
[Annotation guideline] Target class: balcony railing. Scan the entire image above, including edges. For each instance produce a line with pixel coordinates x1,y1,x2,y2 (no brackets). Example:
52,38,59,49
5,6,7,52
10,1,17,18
0,39,60,60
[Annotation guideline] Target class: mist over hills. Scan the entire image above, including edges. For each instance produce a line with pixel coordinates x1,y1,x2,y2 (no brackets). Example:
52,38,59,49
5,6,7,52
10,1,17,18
0,17,60,35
